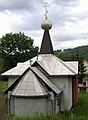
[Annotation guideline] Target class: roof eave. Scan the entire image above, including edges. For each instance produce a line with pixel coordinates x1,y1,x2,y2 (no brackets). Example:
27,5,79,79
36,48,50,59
4,67,30,94
11,93,50,98
49,74,78,77
1,75,20,77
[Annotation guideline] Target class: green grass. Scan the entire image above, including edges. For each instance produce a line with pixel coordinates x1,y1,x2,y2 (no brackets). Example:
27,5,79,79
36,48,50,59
0,81,88,120
0,80,8,120
73,92,88,119
0,80,8,93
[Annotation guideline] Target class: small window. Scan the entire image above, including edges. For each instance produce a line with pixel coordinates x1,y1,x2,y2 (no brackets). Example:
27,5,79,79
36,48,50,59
83,82,86,86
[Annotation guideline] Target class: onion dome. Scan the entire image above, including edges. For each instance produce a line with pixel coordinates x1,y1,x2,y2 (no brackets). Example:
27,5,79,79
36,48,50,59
41,18,52,30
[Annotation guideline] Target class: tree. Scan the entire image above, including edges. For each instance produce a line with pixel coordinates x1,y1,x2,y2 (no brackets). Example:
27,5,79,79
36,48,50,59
0,32,39,72
79,62,86,83
72,51,86,83
0,53,4,74
78,55,86,83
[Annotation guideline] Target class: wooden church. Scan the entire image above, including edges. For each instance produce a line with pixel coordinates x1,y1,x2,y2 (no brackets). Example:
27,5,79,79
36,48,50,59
1,15,78,117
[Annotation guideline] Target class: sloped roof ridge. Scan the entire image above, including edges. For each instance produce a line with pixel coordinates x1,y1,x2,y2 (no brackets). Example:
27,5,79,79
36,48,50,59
51,54,77,74
34,60,51,75
65,61,78,72
1,61,30,76
31,67,62,94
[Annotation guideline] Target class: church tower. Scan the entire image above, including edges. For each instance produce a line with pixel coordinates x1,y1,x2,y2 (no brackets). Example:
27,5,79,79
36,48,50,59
40,3,53,54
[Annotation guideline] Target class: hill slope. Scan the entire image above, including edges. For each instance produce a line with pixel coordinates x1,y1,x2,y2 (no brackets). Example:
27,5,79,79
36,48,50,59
54,45,88,60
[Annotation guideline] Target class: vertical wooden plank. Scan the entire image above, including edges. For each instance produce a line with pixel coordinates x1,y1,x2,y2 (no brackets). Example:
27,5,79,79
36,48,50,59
72,76,75,107
72,76,78,108
75,77,78,107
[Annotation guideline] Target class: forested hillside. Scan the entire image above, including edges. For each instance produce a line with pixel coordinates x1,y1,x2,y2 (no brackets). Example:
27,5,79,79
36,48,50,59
54,45,88,61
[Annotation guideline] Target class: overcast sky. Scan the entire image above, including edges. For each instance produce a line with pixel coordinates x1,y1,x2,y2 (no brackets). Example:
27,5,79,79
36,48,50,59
0,0,88,50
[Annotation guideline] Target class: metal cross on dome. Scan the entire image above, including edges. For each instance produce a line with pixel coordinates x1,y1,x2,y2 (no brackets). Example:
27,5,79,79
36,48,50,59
43,2,49,19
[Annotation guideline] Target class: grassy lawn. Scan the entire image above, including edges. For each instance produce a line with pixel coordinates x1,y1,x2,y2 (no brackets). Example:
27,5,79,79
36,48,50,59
73,92,88,118
0,81,88,120
0,80,8,120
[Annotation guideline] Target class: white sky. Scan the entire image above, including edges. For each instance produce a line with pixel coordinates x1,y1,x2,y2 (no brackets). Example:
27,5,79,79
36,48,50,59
0,0,88,50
